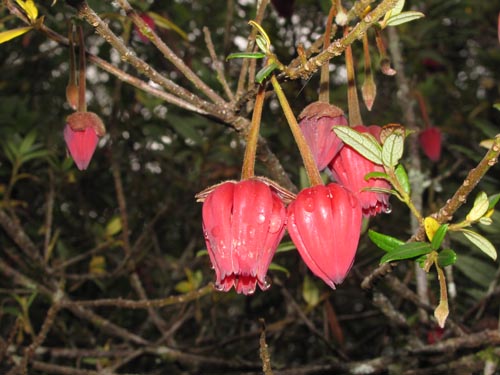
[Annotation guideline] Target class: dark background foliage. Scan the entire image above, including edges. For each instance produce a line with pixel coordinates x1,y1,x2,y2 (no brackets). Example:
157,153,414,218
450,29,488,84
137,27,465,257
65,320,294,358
0,0,499,374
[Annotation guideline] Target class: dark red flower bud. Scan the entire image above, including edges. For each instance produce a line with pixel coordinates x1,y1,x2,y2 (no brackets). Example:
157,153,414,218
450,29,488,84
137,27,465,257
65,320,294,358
134,13,156,43
298,102,346,170
287,183,362,289
64,112,106,170
329,125,391,217
418,127,442,162
201,179,287,295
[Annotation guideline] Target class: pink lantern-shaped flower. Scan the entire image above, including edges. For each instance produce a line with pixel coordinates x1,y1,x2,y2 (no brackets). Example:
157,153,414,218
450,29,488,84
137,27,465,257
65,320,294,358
287,183,362,289
201,179,287,295
418,127,442,162
329,125,391,217
64,111,106,170
298,102,346,170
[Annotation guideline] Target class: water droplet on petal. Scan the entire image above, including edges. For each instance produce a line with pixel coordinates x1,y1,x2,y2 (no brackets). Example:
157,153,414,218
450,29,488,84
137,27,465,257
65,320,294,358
268,215,282,233
247,225,256,239
257,213,266,224
384,203,392,214
304,197,315,212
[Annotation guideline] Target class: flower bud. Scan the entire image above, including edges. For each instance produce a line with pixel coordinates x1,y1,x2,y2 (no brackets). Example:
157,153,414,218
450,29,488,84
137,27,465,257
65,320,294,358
287,183,362,289
298,102,346,170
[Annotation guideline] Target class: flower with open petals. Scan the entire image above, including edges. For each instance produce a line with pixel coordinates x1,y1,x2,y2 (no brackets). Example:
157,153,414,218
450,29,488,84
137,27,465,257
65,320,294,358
201,179,286,295
298,102,346,170
287,183,362,289
329,125,391,217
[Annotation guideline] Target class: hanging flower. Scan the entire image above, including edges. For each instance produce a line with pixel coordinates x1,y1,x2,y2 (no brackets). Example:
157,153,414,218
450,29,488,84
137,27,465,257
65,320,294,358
419,127,442,162
200,179,286,295
329,125,391,217
298,102,346,170
287,183,362,289
64,112,106,170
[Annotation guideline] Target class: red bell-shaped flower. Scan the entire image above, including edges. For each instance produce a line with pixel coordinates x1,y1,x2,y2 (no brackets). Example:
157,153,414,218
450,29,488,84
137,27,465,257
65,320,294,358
201,179,287,295
298,102,346,170
64,125,99,170
329,125,391,217
418,127,442,162
287,183,362,289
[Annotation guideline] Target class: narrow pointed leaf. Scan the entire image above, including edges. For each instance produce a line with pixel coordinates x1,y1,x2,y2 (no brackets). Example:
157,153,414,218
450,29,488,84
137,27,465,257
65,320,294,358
488,193,500,210
431,224,448,250
0,27,33,44
368,230,404,252
461,229,497,261
255,62,279,83
16,0,38,22
227,52,266,60
386,11,425,27
147,11,188,40
333,126,383,164
466,191,489,222
379,242,433,264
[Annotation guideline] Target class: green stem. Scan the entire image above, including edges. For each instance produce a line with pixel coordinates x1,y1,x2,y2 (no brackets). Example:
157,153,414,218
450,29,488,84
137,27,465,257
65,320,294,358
241,85,265,180
270,76,323,187
388,168,423,224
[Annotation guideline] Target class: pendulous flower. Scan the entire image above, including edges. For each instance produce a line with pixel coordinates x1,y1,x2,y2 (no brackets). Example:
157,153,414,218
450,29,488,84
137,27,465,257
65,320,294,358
201,179,287,295
329,125,391,217
64,111,106,170
418,127,442,162
298,102,346,170
287,183,362,289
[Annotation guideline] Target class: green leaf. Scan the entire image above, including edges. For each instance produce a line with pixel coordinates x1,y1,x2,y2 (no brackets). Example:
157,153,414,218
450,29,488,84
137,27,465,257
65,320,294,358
147,11,188,40
488,193,500,210
0,26,33,44
454,254,496,288
19,149,50,164
333,126,383,164
302,274,320,307
268,262,290,277
255,35,268,53
276,241,297,253
105,216,122,237
386,11,425,27
368,230,405,252
381,133,404,167
379,242,433,264
461,229,497,261
395,164,410,194
493,103,500,111
431,224,448,250
255,62,279,83
364,171,389,181
392,0,406,15
438,249,457,267
226,52,266,60
19,130,37,154
466,191,489,222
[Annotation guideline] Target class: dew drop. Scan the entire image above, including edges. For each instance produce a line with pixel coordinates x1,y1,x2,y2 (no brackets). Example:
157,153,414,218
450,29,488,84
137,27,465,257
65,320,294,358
261,276,272,291
214,283,224,291
268,215,282,233
304,197,315,212
247,225,256,239
257,213,266,224
384,203,392,214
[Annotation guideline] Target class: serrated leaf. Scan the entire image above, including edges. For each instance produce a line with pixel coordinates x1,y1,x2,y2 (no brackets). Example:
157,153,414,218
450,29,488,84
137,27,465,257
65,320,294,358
438,249,457,267
461,229,497,261
333,126,382,164
424,216,440,242
255,62,279,83
368,229,404,252
395,164,410,194
431,224,448,250
386,11,425,27
105,216,122,237
467,191,489,222
0,26,33,44
381,133,404,167
226,52,266,60
379,242,433,264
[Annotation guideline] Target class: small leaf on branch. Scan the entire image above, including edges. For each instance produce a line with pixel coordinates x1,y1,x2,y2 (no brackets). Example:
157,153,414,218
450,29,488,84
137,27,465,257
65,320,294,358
226,52,266,60
255,62,279,83
368,230,404,252
424,216,440,242
379,242,433,264
395,164,410,194
461,229,497,261
333,126,383,164
466,191,489,222
0,26,33,44
431,224,448,250
381,133,404,168
438,249,457,267
386,11,425,27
